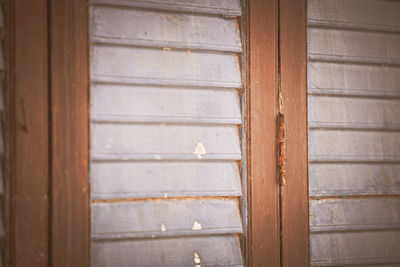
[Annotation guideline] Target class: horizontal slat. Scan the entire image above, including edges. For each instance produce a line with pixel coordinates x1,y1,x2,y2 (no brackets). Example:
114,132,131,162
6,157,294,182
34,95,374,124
308,28,400,65
309,163,400,197
90,0,242,16
308,96,400,130
308,62,400,97
311,231,400,266
91,123,241,160
309,130,400,162
91,45,241,88
92,198,243,239
91,161,241,199
91,6,241,52
310,198,400,232
92,235,243,267
308,0,400,32
91,84,241,125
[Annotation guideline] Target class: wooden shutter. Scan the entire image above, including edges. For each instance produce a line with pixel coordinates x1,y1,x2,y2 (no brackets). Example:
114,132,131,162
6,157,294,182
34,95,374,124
89,1,245,266
307,0,400,265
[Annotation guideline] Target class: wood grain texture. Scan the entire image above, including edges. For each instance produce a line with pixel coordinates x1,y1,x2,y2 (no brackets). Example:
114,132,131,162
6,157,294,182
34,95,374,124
91,6,241,52
308,0,400,32
90,0,242,16
247,0,280,266
50,0,89,265
92,199,243,239
12,0,49,265
92,236,244,267
280,0,309,266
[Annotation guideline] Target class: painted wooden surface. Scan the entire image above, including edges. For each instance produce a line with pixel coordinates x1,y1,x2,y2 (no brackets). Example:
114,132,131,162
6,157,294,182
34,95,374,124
92,124,241,160
308,0,400,266
50,0,90,265
91,161,241,199
92,236,243,267
247,0,281,265
0,1,5,265
310,198,400,232
308,0,400,32
90,0,242,16
308,28,400,64
311,231,400,266
309,164,400,197
90,0,245,265
91,45,241,88
92,199,243,239
280,0,309,266
12,0,49,265
91,6,241,52
308,62,400,97
91,85,241,124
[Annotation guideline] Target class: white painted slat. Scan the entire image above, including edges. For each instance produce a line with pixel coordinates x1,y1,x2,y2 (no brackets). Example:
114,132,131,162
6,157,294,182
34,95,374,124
91,45,241,88
309,130,400,162
308,62,400,97
310,198,400,232
308,28,400,64
308,0,400,32
91,161,241,199
92,236,244,267
92,198,243,239
311,231,400,266
90,0,242,16
309,164,400,197
91,123,242,160
308,96,400,130
91,84,241,124
91,6,241,52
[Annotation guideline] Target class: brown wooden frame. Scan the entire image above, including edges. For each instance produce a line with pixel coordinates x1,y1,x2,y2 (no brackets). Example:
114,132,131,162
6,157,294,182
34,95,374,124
8,0,90,266
49,0,90,265
7,0,307,265
8,0,50,265
246,0,309,266
279,0,309,266
246,0,280,265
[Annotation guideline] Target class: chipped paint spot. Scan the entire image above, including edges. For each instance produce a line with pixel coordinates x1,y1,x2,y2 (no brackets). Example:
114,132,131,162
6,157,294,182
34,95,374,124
161,222,166,232
194,252,201,264
163,47,172,51
192,221,202,230
194,142,207,159
164,193,168,198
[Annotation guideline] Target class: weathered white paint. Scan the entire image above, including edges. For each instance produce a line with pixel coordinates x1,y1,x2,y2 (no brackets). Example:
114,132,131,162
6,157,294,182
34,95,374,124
92,198,243,239
92,236,244,267
91,161,242,199
91,6,241,52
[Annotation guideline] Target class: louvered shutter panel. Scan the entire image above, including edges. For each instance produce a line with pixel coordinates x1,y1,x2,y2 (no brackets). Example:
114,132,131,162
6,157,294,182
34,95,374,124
307,0,400,265
89,1,245,266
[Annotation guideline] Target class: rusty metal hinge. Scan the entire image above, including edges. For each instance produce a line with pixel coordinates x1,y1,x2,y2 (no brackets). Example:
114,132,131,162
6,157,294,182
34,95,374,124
278,112,286,186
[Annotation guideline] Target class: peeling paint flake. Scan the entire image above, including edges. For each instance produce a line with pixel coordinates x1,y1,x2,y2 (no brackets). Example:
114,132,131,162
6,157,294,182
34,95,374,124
193,142,207,159
192,221,202,230
194,252,201,264
161,222,166,232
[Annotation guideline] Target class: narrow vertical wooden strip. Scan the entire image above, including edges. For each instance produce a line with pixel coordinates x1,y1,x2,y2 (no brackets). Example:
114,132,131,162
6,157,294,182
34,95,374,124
50,0,89,265
11,0,49,266
279,0,310,266
247,0,280,266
